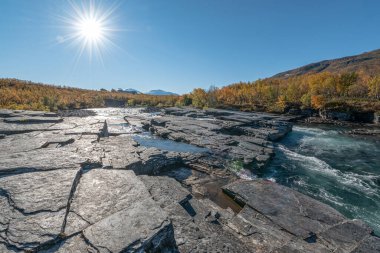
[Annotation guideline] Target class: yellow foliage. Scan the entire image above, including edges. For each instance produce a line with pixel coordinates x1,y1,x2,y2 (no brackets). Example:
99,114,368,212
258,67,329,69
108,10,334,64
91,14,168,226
311,95,326,109
189,71,379,111
1,71,380,113
0,79,179,111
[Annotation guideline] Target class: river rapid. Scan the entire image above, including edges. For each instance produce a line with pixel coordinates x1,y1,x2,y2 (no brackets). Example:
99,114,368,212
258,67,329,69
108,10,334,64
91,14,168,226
263,124,380,235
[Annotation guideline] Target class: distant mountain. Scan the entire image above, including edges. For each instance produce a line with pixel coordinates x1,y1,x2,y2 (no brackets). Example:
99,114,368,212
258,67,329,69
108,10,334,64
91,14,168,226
146,89,178,96
115,88,178,96
117,88,141,94
273,49,380,78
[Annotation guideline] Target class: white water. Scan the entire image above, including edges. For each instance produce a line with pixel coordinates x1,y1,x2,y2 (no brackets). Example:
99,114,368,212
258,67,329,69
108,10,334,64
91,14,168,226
265,125,380,235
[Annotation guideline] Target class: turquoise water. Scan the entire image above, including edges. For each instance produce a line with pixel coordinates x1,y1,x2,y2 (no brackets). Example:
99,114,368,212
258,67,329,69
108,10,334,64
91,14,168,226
264,125,380,235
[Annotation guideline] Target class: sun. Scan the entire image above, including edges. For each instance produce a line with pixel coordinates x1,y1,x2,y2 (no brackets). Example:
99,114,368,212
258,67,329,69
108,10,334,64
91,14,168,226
59,0,118,62
77,18,104,42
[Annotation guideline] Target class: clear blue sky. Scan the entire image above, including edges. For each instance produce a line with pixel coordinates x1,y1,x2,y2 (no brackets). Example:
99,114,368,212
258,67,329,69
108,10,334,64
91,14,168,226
1,0,380,94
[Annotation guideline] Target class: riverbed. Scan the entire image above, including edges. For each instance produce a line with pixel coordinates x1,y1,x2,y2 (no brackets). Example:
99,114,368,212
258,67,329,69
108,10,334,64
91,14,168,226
94,108,380,235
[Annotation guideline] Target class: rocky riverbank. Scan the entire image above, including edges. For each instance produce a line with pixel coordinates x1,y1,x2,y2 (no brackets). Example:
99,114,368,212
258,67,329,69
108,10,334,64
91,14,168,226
0,107,379,252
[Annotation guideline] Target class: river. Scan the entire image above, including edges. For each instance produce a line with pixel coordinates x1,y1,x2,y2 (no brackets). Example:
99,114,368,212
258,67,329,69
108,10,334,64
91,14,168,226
263,124,380,235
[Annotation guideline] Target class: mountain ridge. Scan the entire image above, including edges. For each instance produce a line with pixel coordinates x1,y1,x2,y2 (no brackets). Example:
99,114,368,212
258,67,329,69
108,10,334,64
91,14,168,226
273,48,380,78
115,88,178,96
146,89,178,96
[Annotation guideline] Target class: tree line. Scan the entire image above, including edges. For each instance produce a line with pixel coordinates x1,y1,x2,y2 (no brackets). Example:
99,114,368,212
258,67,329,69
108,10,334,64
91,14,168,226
0,79,178,111
1,71,380,113
187,72,380,113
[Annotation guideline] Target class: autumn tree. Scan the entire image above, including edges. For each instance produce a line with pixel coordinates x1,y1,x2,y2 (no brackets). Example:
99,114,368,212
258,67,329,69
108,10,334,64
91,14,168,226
337,72,358,96
368,76,380,99
275,95,288,112
190,88,208,108
207,86,219,107
311,95,326,109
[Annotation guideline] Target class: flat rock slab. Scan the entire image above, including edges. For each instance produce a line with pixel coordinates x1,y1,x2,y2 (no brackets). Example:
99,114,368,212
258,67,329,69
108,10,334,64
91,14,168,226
223,180,378,252
0,109,58,118
64,169,178,252
4,210,66,250
4,116,63,124
0,121,58,135
0,169,78,213
39,233,97,253
65,169,157,234
139,175,253,253
0,131,78,154
352,236,380,253
0,148,91,174
0,116,83,136
223,180,346,237
320,220,374,252
0,169,79,250
83,199,175,253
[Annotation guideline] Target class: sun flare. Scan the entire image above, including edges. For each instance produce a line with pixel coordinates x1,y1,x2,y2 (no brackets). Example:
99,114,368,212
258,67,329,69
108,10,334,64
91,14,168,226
59,0,118,62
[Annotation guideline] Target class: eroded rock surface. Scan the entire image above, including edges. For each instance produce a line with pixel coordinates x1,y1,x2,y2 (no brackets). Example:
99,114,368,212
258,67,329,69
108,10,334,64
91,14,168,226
0,109,178,252
143,107,294,170
0,108,378,253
